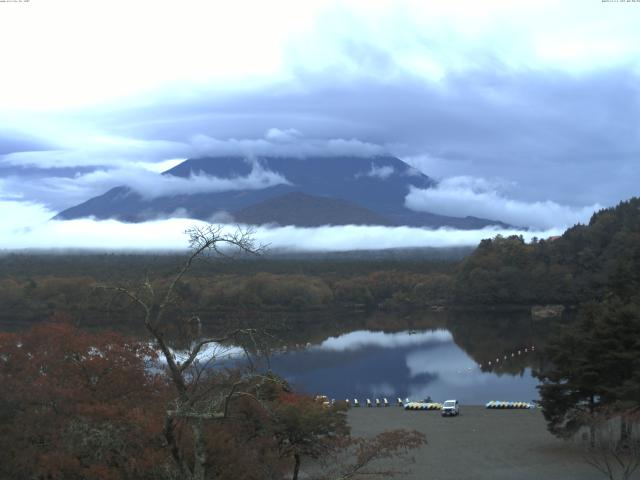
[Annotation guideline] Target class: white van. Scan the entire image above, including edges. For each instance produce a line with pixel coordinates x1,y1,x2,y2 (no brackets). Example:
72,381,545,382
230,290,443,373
441,399,459,416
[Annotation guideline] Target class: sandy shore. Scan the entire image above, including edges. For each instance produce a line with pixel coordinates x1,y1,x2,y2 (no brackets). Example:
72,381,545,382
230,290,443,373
347,406,608,480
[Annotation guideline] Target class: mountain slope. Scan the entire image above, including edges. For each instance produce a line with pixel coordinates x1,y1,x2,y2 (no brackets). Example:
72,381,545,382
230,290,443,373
55,155,511,229
233,192,396,226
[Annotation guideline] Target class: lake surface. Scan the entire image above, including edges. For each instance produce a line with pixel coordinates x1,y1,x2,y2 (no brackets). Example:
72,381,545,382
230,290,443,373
2,308,548,406
266,327,541,405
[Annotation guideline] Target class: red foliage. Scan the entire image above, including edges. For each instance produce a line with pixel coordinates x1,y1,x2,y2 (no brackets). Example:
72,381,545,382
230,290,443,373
0,322,170,479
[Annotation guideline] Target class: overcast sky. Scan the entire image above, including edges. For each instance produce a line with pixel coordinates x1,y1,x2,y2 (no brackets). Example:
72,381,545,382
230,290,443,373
0,0,638,250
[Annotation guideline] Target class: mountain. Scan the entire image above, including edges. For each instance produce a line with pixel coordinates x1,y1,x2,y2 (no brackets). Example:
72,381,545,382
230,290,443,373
233,192,396,227
55,155,511,229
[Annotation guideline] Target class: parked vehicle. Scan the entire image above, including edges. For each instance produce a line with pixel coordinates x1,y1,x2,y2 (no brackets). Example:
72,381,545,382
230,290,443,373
441,399,459,416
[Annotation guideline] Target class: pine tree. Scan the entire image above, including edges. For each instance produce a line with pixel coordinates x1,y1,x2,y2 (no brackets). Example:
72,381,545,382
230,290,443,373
536,298,640,440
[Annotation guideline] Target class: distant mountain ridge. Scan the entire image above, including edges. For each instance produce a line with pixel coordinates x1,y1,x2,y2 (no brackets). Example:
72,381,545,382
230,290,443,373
55,155,512,229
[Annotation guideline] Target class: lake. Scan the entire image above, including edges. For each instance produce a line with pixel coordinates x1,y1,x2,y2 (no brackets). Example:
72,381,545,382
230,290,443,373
211,309,549,406
267,327,540,405
2,308,550,406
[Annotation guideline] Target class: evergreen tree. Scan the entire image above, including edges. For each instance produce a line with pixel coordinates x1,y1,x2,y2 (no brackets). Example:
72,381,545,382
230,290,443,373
536,298,640,439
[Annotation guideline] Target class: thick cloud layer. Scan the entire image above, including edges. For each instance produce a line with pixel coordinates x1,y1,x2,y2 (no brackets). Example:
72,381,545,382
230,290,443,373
0,131,384,170
0,200,561,252
0,132,383,210
6,66,633,216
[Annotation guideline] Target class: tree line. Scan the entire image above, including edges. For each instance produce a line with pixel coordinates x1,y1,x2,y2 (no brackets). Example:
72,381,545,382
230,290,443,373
529,199,640,479
455,197,640,305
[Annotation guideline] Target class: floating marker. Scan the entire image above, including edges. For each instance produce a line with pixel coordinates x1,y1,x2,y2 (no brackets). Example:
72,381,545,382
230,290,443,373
486,400,534,409
404,402,442,411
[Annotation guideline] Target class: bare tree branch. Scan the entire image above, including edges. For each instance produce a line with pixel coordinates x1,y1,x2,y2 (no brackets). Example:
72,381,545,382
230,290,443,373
100,224,268,480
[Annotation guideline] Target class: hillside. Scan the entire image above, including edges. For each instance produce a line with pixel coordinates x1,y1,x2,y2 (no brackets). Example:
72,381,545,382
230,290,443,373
453,197,640,305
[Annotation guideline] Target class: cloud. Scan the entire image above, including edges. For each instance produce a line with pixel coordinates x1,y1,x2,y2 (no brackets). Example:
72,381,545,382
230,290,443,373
0,136,191,169
2,0,638,111
1,0,638,222
0,200,53,232
405,176,601,230
264,128,303,142
0,131,385,173
254,224,562,251
0,131,386,209
1,162,290,211
71,163,291,200
0,130,54,156
356,163,395,179
190,132,384,159
0,200,563,251
66,65,636,209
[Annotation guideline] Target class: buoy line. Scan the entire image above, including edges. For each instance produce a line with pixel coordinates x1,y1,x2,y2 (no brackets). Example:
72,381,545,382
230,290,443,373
337,397,538,410
454,344,537,374
485,400,536,409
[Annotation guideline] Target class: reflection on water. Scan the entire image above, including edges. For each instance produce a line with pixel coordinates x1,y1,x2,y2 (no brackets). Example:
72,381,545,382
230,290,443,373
2,308,548,405
268,328,541,405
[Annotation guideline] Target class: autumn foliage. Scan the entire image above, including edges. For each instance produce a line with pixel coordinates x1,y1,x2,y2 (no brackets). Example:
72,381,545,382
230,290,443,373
0,322,169,480
0,322,426,480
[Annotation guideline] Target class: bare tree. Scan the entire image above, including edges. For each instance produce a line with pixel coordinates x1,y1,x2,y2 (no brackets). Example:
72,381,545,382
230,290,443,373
312,429,427,480
577,408,640,480
102,225,272,480
99,225,427,480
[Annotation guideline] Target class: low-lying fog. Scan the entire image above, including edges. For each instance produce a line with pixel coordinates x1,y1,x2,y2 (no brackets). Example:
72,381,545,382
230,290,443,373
0,200,561,251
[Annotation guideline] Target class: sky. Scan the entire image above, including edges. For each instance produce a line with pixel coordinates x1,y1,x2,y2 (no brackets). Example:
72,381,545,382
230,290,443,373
0,0,638,251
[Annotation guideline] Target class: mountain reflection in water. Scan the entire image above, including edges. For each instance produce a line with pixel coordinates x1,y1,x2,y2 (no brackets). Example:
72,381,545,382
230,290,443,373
267,328,540,405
